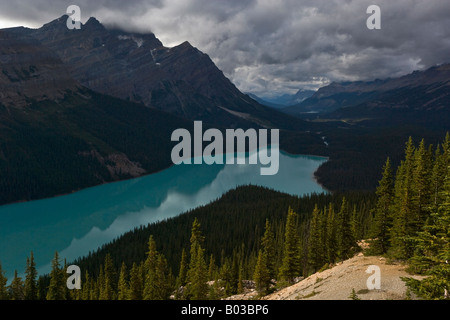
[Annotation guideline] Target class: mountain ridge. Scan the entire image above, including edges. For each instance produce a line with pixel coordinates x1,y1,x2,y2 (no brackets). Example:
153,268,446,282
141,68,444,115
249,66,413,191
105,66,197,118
284,63,450,118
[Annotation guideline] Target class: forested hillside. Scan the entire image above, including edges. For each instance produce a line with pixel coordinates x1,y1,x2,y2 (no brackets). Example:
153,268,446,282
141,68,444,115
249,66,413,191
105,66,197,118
0,134,448,300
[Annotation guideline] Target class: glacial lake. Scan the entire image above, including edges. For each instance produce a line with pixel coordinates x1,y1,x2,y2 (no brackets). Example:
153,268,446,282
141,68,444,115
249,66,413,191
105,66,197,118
0,150,327,278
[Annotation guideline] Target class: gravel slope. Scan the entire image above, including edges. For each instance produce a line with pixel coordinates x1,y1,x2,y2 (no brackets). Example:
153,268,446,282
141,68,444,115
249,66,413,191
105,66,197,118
263,253,425,300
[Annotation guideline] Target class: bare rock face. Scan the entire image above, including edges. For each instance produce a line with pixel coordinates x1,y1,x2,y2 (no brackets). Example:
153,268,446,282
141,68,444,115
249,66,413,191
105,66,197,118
0,28,80,108
30,16,297,129
0,15,306,130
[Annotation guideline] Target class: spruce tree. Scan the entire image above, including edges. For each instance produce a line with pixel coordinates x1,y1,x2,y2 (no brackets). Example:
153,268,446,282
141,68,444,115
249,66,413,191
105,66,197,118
326,204,337,263
186,218,208,300
0,262,8,300
46,252,66,300
336,198,356,260
261,219,276,280
117,262,129,300
9,270,24,300
143,235,159,300
24,252,38,300
187,245,208,300
278,207,302,284
391,138,418,259
253,249,270,293
308,205,323,272
100,254,115,300
128,262,143,300
368,158,394,255
81,271,91,300
403,164,450,299
176,248,188,299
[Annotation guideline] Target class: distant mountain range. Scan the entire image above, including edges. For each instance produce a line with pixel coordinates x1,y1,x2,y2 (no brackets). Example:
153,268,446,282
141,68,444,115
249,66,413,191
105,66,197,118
247,89,315,109
283,64,450,128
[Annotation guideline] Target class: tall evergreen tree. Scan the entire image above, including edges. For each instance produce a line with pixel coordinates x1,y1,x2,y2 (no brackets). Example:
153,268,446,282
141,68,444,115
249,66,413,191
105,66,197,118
261,219,276,280
336,198,356,260
128,262,143,300
24,252,38,300
278,207,302,284
403,164,450,299
143,235,159,300
253,249,270,293
100,254,115,300
186,218,208,300
326,204,337,263
369,158,394,255
117,262,129,300
81,271,91,301
9,270,24,300
308,205,323,272
0,262,8,300
46,252,66,300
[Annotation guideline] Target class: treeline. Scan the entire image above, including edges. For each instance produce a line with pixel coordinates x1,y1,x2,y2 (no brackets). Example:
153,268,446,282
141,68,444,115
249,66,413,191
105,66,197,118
0,133,448,300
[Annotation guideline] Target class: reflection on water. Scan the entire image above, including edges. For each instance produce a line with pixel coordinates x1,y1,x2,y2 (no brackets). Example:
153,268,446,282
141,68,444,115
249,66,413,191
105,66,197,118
0,150,327,277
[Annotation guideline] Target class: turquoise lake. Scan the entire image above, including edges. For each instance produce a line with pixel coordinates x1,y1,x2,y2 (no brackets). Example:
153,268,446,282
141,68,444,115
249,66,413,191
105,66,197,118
0,151,327,278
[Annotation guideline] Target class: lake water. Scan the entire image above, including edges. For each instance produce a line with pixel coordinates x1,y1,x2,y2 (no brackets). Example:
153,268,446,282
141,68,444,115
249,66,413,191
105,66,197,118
0,150,327,278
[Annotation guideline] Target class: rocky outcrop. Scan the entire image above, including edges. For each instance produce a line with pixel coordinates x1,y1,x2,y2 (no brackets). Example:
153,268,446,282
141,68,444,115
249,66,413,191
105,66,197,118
0,27,80,108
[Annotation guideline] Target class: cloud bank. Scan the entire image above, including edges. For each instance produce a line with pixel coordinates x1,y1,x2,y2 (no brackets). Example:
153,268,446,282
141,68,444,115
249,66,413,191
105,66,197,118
1,0,449,97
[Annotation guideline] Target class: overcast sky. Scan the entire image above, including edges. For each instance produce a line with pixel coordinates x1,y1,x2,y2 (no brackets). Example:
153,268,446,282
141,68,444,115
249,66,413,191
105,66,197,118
1,0,449,98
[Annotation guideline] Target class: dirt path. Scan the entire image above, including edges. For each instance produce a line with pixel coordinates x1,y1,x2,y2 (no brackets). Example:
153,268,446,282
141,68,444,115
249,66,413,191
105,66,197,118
264,253,425,300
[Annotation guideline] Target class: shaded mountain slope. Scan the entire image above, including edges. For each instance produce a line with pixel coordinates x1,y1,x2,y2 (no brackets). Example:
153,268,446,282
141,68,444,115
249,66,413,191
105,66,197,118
29,15,313,131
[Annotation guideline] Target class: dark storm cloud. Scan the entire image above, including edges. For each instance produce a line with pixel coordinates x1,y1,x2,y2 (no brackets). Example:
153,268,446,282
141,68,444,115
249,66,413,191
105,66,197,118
1,0,449,97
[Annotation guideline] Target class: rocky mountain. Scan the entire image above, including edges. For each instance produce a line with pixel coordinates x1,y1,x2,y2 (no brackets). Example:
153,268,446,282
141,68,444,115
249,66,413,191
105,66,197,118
24,15,306,130
284,64,450,123
0,15,328,205
0,28,80,107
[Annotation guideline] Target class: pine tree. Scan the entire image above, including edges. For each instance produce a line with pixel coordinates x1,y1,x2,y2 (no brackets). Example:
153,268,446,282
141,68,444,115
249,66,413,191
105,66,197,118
187,245,208,300
81,271,91,300
99,254,115,300
431,144,446,208
128,262,143,300
403,164,450,299
143,235,159,300
326,204,337,263
308,205,323,272
46,252,66,300
261,219,276,280
368,158,394,255
391,138,418,259
176,248,188,299
0,262,8,300
208,254,216,281
9,270,24,300
185,218,208,300
278,207,302,284
412,139,432,227
253,249,270,293
24,252,38,300
117,262,129,300
336,198,356,260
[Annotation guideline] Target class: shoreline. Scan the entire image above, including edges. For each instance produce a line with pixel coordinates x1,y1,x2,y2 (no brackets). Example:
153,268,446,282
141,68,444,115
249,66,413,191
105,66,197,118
0,147,330,208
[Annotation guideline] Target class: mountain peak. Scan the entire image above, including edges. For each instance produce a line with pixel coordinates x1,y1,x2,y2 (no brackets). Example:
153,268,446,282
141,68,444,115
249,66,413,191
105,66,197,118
84,17,104,30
